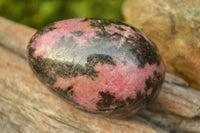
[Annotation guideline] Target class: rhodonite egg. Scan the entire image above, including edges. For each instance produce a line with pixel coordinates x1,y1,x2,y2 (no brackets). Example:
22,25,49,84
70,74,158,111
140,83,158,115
27,18,165,118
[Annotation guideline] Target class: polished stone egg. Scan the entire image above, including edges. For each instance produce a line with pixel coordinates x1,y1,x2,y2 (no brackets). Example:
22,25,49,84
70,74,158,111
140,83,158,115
27,18,165,118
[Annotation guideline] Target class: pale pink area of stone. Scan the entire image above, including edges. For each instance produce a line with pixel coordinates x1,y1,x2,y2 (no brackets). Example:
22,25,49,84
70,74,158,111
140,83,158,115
147,88,153,95
105,25,137,37
31,18,99,57
53,60,165,110
105,24,156,47
105,24,138,46
31,31,61,57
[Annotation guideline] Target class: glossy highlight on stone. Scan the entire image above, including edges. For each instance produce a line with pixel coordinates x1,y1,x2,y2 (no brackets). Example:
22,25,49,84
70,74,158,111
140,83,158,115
27,18,165,118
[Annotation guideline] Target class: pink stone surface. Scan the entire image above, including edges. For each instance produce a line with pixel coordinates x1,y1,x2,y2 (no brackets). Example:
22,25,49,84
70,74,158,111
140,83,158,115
53,61,164,110
31,18,100,57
